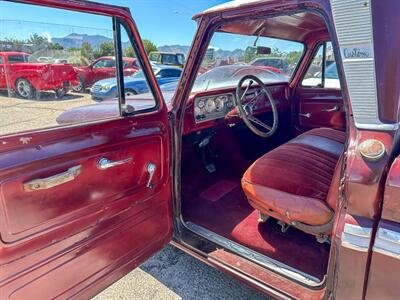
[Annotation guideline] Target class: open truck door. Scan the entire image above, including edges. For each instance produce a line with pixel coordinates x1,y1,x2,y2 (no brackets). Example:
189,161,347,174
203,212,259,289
0,1,172,299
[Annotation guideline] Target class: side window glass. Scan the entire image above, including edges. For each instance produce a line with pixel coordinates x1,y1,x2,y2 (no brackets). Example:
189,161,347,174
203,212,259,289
120,24,156,109
0,1,121,135
302,41,341,89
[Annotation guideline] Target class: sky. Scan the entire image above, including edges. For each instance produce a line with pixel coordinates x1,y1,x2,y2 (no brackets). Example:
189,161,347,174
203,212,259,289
0,0,228,46
0,0,303,53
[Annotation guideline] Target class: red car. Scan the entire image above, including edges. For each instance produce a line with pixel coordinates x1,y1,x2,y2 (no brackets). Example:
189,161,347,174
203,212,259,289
2,1,400,300
73,56,139,91
0,52,79,99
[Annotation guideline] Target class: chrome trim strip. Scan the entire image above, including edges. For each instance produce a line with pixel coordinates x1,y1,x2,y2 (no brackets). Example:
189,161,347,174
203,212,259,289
354,122,399,131
185,221,322,285
331,0,389,130
373,228,400,259
341,223,372,252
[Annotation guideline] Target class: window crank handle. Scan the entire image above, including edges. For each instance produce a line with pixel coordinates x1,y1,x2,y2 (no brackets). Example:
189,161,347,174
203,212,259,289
147,163,156,189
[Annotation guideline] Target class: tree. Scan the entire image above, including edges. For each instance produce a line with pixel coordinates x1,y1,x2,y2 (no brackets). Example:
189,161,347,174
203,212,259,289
142,39,157,55
123,39,157,57
94,42,115,58
81,42,94,60
124,46,136,58
27,33,48,46
244,46,257,63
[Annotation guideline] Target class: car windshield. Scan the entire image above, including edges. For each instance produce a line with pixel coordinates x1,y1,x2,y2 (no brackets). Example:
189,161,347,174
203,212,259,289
8,54,36,63
192,65,288,93
162,54,178,65
191,32,304,94
325,62,338,79
130,67,159,79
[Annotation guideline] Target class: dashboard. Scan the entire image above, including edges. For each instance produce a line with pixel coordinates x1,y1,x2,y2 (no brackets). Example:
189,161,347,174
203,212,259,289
194,93,235,123
184,84,289,135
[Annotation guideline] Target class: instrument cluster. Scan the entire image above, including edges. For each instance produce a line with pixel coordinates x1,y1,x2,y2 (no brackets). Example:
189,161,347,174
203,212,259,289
194,93,235,123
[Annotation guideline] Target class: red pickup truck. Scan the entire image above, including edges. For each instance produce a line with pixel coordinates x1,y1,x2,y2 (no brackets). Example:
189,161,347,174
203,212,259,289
0,52,79,99
73,56,139,92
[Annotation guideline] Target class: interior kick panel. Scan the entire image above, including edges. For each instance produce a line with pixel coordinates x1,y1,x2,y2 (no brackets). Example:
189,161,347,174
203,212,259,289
295,87,345,131
182,83,289,135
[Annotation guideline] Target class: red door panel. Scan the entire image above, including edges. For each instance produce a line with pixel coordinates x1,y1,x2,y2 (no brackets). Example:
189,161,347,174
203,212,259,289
295,87,345,132
0,117,172,299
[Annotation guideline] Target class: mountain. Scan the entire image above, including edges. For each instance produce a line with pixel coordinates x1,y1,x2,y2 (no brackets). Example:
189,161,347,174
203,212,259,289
52,33,113,49
158,45,191,56
158,44,244,59
51,33,245,59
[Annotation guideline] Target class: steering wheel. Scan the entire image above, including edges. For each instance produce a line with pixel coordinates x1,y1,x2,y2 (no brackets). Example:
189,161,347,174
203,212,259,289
235,74,278,138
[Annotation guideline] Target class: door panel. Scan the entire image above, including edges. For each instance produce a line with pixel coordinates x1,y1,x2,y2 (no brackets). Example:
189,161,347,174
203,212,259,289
0,117,172,299
295,87,345,131
1,132,163,243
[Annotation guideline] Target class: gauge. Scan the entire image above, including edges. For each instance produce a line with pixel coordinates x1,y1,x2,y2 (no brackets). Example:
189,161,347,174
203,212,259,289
215,95,227,111
197,99,205,109
194,106,201,116
205,98,216,113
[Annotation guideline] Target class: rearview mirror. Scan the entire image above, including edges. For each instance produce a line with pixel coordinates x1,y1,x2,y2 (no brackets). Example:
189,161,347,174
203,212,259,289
245,46,272,56
256,46,272,55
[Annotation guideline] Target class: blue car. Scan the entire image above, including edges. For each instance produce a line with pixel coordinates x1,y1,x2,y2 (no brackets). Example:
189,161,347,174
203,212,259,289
90,65,182,101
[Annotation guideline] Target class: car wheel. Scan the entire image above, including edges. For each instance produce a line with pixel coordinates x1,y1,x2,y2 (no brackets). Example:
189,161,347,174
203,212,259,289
15,78,35,99
55,88,68,99
72,76,85,92
125,88,137,98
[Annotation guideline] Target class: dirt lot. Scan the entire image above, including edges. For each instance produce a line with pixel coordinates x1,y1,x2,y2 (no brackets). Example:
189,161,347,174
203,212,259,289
94,245,268,300
1,91,268,299
0,90,94,136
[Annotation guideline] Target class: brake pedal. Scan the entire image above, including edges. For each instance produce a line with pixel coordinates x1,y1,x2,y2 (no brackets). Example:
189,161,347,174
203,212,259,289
277,220,290,233
257,211,270,223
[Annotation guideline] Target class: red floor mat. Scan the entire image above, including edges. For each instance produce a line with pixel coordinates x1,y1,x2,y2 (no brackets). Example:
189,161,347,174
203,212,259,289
182,185,330,280
200,179,239,202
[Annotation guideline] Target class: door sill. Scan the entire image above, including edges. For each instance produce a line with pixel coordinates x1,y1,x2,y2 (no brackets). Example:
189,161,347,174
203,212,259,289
184,221,325,288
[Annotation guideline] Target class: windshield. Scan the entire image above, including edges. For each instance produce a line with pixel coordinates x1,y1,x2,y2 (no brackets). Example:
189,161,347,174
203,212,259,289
130,67,159,79
191,32,304,94
8,54,35,63
193,65,287,93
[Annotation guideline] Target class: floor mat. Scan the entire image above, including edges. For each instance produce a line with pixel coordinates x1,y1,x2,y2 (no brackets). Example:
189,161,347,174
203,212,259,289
200,179,239,202
182,184,330,280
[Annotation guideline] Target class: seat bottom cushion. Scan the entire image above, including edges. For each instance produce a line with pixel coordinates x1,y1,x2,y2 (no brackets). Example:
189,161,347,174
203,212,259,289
242,128,345,226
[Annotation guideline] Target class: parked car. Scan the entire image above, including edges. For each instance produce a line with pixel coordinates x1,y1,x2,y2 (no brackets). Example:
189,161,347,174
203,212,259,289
302,62,341,89
149,51,185,67
249,57,289,74
0,51,79,99
73,56,139,92
3,1,400,300
90,65,182,101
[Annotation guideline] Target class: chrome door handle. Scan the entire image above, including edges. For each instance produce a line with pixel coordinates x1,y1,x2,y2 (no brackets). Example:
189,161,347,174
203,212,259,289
97,157,132,170
146,162,156,189
321,105,340,112
24,165,82,192
298,113,311,118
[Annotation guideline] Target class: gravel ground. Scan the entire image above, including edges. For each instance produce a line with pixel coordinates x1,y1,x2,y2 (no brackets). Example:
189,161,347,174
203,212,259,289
1,91,269,300
93,245,269,300
0,90,95,135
